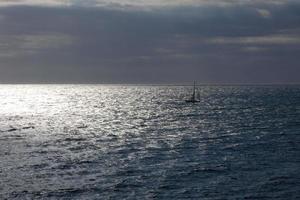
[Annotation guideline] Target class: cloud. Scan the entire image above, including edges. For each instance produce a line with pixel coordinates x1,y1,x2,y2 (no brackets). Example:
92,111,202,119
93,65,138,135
0,0,70,7
20,33,74,49
0,0,298,8
242,46,269,52
207,34,300,45
256,8,272,18
0,2,299,83
0,14,5,21
0,33,74,57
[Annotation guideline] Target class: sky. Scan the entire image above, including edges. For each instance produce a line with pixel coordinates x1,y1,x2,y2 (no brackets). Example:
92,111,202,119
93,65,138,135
0,0,299,84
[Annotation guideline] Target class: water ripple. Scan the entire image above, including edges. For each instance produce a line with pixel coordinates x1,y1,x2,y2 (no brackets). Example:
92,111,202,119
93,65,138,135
0,85,299,199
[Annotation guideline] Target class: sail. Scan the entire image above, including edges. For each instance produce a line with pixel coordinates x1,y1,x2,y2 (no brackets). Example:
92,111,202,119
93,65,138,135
192,81,196,101
185,81,199,103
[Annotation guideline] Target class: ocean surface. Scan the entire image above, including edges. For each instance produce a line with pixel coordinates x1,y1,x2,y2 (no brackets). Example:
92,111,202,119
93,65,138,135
0,85,299,199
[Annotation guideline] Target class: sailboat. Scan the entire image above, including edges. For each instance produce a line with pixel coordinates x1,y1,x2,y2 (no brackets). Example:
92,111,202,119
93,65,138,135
185,81,200,103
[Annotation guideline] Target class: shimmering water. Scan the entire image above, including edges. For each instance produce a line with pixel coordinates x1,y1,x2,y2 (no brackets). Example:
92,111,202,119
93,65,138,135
0,85,299,199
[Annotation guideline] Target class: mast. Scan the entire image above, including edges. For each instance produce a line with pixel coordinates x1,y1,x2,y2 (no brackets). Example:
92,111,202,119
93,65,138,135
192,81,196,100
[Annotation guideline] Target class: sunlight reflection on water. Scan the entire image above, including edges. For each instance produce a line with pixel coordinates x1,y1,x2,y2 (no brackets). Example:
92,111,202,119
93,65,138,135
0,85,299,199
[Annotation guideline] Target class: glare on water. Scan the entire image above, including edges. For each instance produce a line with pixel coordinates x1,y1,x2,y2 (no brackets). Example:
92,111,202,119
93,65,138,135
0,85,299,199
0,85,66,115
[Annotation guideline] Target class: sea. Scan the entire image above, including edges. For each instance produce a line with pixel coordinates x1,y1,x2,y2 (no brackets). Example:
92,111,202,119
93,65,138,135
0,85,299,199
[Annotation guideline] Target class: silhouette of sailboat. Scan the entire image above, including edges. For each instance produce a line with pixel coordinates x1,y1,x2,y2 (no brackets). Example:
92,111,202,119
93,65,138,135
185,81,200,103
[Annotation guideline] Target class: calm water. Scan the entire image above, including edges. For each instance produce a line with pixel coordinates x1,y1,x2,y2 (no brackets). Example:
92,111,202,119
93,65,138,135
0,85,299,199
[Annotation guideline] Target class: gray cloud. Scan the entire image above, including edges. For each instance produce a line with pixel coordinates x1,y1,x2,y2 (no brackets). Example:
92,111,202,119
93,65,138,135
0,0,299,7
0,2,299,83
0,33,74,57
256,8,272,18
207,34,300,45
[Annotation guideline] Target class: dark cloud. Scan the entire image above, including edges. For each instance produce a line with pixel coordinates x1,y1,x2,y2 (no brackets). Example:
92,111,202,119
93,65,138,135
0,2,300,83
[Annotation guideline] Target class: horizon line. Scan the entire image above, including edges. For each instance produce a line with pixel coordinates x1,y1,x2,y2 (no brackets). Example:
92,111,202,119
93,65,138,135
0,83,300,86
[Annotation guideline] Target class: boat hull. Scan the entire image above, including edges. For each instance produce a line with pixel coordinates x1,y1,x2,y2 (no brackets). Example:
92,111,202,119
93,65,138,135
185,100,200,103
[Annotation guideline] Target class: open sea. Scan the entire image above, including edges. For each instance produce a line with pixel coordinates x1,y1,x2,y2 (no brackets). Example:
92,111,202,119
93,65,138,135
0,85,299,199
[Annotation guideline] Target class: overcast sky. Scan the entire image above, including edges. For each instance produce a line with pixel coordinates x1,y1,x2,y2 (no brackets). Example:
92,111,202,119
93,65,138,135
0,0,299,84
